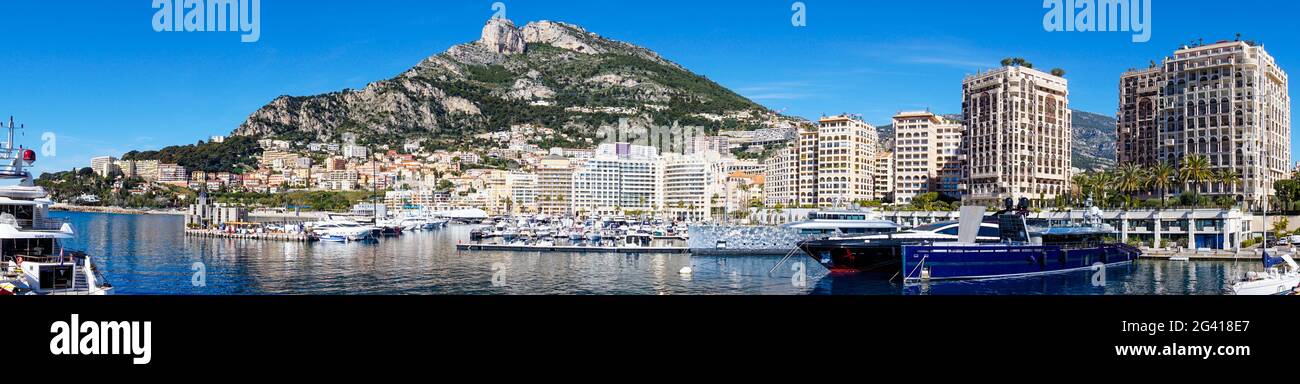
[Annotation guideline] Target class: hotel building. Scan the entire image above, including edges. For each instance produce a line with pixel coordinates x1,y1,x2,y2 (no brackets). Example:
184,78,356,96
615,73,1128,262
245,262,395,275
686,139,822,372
571,143,663,217
1117,41,1290,208
962,65,1072,206
892,111,965,204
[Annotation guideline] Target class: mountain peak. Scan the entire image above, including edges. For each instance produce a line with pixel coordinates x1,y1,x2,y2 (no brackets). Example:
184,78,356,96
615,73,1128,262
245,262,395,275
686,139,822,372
478,17,526,55
233,17,796,151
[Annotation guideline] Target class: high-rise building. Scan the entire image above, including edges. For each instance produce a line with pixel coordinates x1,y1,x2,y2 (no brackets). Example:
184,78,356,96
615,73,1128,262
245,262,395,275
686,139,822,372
1117,40,1290,208
814,115,879,207
536,155,574,216
875,150,894,201
1117,67,1162,167
962,65,1072,206
892,111,965,204
797,122,820,207
763,145,799,207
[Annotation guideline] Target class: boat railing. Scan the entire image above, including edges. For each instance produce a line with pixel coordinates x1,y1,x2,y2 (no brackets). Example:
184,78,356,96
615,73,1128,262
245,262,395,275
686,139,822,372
0,217,68,230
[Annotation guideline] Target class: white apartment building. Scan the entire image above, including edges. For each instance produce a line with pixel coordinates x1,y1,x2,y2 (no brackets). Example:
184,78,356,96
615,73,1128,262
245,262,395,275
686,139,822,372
571,143,663,217
663,151,723,222
815,115,879,207
892,111,964,204
343,145,369,159
1118,40,1290,209
962,65,1072,206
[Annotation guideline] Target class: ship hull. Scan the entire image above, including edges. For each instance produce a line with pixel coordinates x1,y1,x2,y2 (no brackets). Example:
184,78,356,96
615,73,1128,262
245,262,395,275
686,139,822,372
901,244,1142,282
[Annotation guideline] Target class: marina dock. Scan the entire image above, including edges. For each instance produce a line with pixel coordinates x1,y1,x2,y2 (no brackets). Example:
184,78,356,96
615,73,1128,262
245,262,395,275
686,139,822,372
1140,249,1269,261
457,243,690,254
185,229,316,242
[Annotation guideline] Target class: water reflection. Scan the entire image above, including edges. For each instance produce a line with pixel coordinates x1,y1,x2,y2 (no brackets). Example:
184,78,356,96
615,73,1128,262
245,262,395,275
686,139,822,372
53,212,1258,296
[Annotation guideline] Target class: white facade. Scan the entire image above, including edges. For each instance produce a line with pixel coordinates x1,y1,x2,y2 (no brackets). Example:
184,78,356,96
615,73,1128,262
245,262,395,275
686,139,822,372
571,143,663,217
663,151,724,222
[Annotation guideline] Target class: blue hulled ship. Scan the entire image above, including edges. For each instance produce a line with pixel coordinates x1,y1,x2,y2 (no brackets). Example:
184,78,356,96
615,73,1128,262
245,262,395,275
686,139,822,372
901,199,1141,283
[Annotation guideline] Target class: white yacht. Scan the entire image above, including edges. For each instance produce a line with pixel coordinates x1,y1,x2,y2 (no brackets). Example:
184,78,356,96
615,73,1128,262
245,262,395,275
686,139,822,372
1231,251,1300,296
0,118,112,295
307,220,377,242
782,210,901,237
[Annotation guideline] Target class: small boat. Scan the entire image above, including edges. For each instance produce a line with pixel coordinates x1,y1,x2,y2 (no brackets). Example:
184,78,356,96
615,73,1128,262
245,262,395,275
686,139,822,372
1231,251,1300,296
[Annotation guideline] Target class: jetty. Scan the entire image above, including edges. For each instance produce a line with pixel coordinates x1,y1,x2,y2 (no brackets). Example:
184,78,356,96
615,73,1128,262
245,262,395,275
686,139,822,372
457,243,689,254
185,229,316,242
1140,248,1270,261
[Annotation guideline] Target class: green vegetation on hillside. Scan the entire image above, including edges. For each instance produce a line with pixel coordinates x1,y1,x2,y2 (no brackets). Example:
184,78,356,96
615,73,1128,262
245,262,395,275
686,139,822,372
122,136,262,173
211,190,380,212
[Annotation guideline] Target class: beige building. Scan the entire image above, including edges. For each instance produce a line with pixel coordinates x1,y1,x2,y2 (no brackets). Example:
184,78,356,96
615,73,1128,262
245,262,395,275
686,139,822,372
892,111,964,204
797,122,820,207
814,115,879,207
1118,41,1290,209
536,155,574,216
90,156,117,178
875,150,893,201
962,65,1072,206
763,145,799,207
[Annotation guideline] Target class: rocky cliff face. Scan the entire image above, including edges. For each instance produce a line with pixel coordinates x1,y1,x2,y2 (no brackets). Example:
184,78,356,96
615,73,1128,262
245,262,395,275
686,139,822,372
480,18,526,55
233,17,795,152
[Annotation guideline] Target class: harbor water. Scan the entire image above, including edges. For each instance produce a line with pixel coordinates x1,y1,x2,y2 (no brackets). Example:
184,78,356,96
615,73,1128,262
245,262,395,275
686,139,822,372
54,211,1264,295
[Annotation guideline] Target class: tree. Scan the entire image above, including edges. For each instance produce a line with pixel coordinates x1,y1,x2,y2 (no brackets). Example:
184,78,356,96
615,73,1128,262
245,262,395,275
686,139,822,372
1114,164,1147,208
1179,155,1214,197
1216,169,1241,196
1070,173,1091,206
1090,171,1115,208
1050,68,1066,77
1149,161,1177,207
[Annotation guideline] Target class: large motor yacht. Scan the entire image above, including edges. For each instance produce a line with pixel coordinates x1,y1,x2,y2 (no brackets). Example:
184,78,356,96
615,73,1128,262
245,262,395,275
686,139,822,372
0,117,113,295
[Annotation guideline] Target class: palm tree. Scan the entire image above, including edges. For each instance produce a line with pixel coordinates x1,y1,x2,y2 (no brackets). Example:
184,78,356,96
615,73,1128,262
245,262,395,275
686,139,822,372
1114,164,1148,208
1216,168,1241,196
1071,173,1091,206
1090,171,1116,207
1149,161,1177,207
1179,155,1214,197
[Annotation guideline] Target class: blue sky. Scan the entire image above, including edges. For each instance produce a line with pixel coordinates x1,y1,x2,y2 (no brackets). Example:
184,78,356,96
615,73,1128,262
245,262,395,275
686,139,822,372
2,0,1297,175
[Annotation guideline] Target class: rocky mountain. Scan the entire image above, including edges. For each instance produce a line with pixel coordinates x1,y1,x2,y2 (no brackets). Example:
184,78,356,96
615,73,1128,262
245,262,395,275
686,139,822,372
233,18,797,151
1070,110,1118,171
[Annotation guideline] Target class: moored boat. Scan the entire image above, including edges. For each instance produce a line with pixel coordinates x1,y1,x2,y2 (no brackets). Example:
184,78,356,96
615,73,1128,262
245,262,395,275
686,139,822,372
901,200,1141,283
